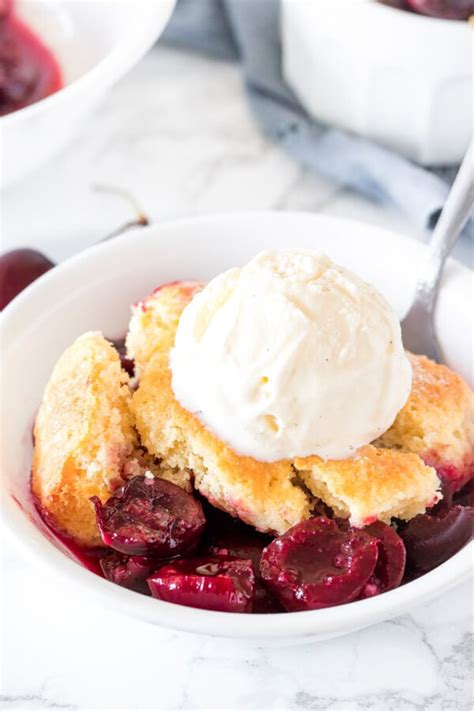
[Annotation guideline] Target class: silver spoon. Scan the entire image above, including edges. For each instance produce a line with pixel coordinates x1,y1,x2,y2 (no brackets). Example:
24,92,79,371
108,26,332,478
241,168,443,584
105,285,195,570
401,140,474,362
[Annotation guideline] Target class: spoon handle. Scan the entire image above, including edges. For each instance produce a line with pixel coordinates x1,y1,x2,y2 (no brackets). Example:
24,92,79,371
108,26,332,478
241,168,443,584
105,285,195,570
415,140,474,308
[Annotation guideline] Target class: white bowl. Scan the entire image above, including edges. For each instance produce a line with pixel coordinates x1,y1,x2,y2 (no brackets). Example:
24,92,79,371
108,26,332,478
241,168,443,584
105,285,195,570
1,212,473,644
0,0,176,188
282,0,473,165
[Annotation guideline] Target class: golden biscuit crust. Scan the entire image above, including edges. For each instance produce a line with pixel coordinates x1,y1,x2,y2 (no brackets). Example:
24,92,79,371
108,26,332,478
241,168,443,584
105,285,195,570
34,281,472,545
133,353,440,532
378,353,474,491
130,283,444,532
294,446,440,527
32,332,138,546
133,352,311,534
126,281,203,374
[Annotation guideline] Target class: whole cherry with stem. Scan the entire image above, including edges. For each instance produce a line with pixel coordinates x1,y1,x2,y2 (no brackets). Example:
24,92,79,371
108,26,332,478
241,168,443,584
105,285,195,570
0,184,150,311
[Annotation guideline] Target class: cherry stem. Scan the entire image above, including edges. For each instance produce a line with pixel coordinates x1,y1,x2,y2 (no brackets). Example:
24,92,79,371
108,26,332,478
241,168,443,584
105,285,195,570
92,183,151,242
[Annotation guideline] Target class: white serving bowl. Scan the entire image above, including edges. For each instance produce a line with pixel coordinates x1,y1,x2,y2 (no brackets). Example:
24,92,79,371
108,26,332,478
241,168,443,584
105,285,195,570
0,0,176,188
1,212,473,644
282,0,473,165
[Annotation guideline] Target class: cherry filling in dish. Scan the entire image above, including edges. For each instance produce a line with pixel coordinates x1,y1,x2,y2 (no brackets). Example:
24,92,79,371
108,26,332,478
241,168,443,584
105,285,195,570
0,0,63,116
35,474,473,614
26,265,474,614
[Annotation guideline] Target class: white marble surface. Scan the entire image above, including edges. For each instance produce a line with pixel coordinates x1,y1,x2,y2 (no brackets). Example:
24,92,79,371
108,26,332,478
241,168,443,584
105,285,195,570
1,46,473,711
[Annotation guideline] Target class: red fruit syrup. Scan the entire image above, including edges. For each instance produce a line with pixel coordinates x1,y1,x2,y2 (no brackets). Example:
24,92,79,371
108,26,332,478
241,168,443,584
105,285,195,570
0,0,63,116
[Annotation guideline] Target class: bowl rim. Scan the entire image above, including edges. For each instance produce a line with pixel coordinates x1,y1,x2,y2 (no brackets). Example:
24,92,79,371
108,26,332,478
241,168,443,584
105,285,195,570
0,0,176,126
1,211,473,641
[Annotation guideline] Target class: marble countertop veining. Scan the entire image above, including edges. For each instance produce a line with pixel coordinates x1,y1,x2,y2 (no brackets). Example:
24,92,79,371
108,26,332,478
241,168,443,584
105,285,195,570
1,46,473,711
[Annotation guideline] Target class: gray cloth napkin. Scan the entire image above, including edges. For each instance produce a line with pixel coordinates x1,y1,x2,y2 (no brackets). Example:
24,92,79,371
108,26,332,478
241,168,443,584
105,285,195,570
163,0,473,250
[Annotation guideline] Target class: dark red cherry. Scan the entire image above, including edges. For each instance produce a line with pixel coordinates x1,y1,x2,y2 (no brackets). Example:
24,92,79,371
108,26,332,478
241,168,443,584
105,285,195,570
207,538,284,613
406,0,474,18
148,556,256,613
203,505,272,569
91,476,206,556
399,505,474,574
0,0,13,21
0,248,55,309
359,521,406,598
453,479,474,508
209,539,266,570
200,503,282,612
379,0,409,8
252,582,285,613
260,518,379,612
100,552,157,595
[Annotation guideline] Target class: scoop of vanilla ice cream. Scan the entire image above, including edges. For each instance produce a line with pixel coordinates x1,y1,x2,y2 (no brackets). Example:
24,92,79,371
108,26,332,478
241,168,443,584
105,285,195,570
171,250,411,462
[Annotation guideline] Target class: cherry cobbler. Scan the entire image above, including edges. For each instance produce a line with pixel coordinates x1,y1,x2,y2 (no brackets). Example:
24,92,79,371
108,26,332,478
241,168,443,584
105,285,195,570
31,252,474,614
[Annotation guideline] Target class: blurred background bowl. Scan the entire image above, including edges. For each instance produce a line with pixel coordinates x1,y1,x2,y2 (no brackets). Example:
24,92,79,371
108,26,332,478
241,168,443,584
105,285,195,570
0,0,176,189
282,0,473,165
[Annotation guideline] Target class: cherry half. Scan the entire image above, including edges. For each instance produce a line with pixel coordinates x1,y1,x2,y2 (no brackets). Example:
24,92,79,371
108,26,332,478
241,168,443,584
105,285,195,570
202,501,272,570
100,552,157,595
360,521,406,598
260,518,379,612
453,479,474,508
0,248,55,310
91,476,206,557
148,556,256,613
200,502,283,613
208,534,284,613
399,505,474,574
